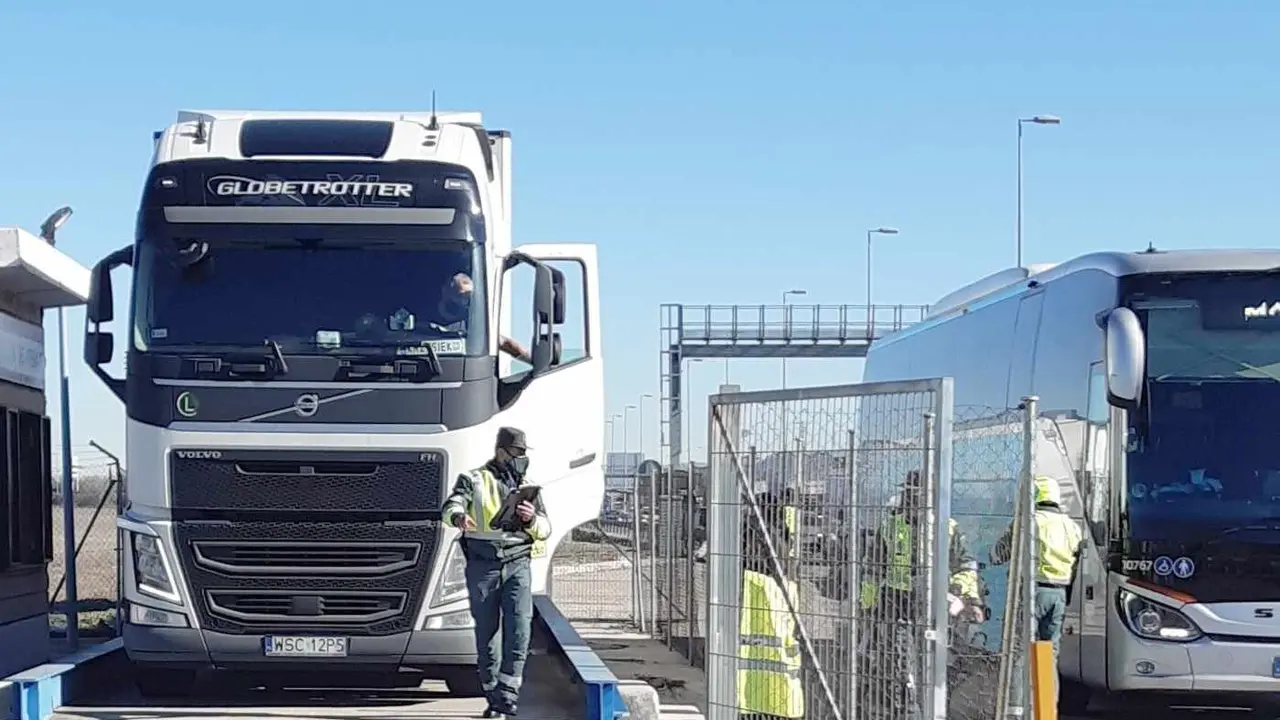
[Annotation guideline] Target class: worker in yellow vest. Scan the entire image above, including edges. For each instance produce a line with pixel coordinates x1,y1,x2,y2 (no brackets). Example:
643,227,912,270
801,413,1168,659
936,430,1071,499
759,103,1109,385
781,488,799,553
441,427,552,719
737,515,805,720
990,475,1085,706
859,471,984,618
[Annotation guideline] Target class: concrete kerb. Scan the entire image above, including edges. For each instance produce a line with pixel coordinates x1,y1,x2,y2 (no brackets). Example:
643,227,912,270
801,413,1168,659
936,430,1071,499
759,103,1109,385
3,638,123,720
534,595,631,720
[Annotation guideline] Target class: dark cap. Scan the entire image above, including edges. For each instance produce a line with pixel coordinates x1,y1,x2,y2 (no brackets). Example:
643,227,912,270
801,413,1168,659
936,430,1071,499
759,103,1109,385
496,426,530,450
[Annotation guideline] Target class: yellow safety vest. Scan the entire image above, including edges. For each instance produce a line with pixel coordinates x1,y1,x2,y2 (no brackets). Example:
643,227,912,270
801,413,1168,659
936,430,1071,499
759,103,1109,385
450,468,547,558
1035,508,1081,584
738,570,805,719
783,505,799,559
859,517,979,608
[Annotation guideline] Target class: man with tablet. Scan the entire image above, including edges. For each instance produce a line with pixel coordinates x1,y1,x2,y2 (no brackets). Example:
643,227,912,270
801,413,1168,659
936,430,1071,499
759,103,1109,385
441,427,551,718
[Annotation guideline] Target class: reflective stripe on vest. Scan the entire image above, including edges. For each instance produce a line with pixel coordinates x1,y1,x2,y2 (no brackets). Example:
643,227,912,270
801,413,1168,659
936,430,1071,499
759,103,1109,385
1036,509,1081,584
737,569,805,718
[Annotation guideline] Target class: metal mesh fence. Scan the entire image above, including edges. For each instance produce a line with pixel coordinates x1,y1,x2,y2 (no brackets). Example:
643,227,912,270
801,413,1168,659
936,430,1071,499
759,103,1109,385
49,444,122,640
550,481,643,626
948,404,1035,720
704,380,954,720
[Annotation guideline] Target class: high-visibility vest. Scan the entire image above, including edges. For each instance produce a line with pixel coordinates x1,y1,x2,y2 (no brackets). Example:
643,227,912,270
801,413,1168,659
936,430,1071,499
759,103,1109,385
783,505,799,558
859,517,979,608
738,570,805,718
1036,508,1082,584
448,468,548,558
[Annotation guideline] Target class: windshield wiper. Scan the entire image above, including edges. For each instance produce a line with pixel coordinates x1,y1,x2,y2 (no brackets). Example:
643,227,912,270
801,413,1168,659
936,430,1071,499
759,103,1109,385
265,339,289,374
1180,516,1280,556
335,347,442,382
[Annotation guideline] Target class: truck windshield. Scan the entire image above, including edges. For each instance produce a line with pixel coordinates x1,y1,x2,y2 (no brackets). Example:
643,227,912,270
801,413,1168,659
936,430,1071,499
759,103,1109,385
131,237,488,357
1125,273,1280,599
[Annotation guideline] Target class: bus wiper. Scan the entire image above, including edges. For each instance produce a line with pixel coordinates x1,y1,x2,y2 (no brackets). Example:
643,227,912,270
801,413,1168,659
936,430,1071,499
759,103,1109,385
1182,516,1280,556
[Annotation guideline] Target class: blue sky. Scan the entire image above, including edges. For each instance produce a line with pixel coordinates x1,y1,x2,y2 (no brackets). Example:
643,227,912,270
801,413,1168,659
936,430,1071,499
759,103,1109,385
3,0,1278,466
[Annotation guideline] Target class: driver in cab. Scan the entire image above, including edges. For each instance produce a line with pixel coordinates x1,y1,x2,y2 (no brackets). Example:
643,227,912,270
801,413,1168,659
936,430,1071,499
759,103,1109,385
437,272,531,362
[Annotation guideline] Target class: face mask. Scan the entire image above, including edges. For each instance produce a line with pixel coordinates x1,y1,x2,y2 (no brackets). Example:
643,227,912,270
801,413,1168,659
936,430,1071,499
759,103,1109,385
504,455,529,477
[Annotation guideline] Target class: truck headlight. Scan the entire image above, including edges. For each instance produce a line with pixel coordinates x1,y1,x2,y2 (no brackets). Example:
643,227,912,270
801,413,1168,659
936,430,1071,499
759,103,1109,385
1118,588,1202,642
429,541,469,608
133,533,181,604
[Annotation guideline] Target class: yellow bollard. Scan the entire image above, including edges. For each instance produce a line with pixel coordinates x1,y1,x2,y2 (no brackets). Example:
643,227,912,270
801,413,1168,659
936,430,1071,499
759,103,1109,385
1030,640,1057,720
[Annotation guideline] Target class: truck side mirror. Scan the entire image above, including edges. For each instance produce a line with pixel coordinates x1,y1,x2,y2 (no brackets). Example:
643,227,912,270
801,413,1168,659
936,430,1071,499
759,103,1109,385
87,255,118,323
550,266,567,325
84,331,114,366
531,263,555,374
1104,307,1144,408
84,246,132,401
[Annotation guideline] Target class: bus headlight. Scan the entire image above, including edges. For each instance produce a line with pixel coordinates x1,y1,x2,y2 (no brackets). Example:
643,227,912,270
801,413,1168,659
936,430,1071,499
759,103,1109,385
429,542,469,608
132,533,181,604
1118,588,1202,642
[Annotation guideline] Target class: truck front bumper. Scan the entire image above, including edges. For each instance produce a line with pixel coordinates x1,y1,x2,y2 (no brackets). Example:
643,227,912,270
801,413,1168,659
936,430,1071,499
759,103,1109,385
123,623,477,674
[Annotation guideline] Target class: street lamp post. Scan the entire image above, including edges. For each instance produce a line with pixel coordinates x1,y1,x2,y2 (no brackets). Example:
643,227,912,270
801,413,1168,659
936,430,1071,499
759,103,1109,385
39,206,77,649
1016,115,1061,268
865,227,899,337
780,289,807,389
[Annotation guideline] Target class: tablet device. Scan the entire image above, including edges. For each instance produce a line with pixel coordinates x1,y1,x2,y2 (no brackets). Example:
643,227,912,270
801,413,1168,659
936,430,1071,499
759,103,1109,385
490,485,542,530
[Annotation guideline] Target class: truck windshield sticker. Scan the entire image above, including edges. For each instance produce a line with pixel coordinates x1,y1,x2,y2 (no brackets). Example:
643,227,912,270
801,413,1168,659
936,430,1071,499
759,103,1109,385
398,340,465,356
315,330,342,349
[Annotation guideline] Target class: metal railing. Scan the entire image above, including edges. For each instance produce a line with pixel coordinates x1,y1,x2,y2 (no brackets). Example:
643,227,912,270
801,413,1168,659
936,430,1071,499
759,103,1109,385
671,304,930,345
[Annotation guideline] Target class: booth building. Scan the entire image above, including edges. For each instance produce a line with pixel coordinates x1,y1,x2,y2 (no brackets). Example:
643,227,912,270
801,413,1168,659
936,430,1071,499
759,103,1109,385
0,226,89,676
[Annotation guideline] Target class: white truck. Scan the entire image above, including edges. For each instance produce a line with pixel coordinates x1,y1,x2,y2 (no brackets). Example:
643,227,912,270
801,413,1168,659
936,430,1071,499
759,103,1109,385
82,109,605,697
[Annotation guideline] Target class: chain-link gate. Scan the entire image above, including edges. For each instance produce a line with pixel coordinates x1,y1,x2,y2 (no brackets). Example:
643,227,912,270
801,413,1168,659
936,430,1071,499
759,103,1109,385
704,379,956,720
550,477,644,626
948,399,1038,720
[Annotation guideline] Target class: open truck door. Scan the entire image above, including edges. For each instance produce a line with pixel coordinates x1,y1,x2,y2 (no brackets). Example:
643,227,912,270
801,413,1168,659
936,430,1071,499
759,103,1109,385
496,243,604,593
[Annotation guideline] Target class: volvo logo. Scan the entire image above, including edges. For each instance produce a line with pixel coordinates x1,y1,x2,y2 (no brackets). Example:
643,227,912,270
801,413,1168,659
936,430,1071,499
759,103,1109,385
176,450,221,459
294,394,320,418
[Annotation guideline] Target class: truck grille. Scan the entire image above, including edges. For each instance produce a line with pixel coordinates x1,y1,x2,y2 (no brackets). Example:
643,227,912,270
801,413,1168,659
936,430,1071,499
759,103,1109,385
206,590,406,624
175,520,438,636
192,541,419,576
169,451,444,513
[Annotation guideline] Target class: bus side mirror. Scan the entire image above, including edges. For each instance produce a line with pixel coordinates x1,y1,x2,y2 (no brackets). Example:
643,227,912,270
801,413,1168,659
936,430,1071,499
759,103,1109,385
1105,307,1144,408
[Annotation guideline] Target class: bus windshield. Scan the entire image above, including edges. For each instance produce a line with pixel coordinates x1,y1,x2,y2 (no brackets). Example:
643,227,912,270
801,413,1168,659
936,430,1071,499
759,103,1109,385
1125,273,1280,598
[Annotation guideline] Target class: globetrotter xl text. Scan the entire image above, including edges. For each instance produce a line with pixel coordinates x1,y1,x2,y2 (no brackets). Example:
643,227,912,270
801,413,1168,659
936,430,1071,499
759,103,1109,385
207,175,414,199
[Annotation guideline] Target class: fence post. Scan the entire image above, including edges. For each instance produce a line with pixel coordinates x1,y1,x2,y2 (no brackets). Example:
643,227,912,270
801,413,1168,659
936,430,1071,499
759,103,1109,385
631,472,644,630
843,429,859,720
705,400,743,720
928,377,955,720
1021,396,1040,719
648,465,658,638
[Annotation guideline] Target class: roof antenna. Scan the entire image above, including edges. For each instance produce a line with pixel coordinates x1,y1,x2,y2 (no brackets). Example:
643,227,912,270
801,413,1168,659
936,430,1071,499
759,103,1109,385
193,117,208,144
1144,241,1158,254
427,91,439,131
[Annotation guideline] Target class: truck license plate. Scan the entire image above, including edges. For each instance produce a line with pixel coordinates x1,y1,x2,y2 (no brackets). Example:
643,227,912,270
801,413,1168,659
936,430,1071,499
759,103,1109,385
263,636,348,658
1272,656,1280,678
